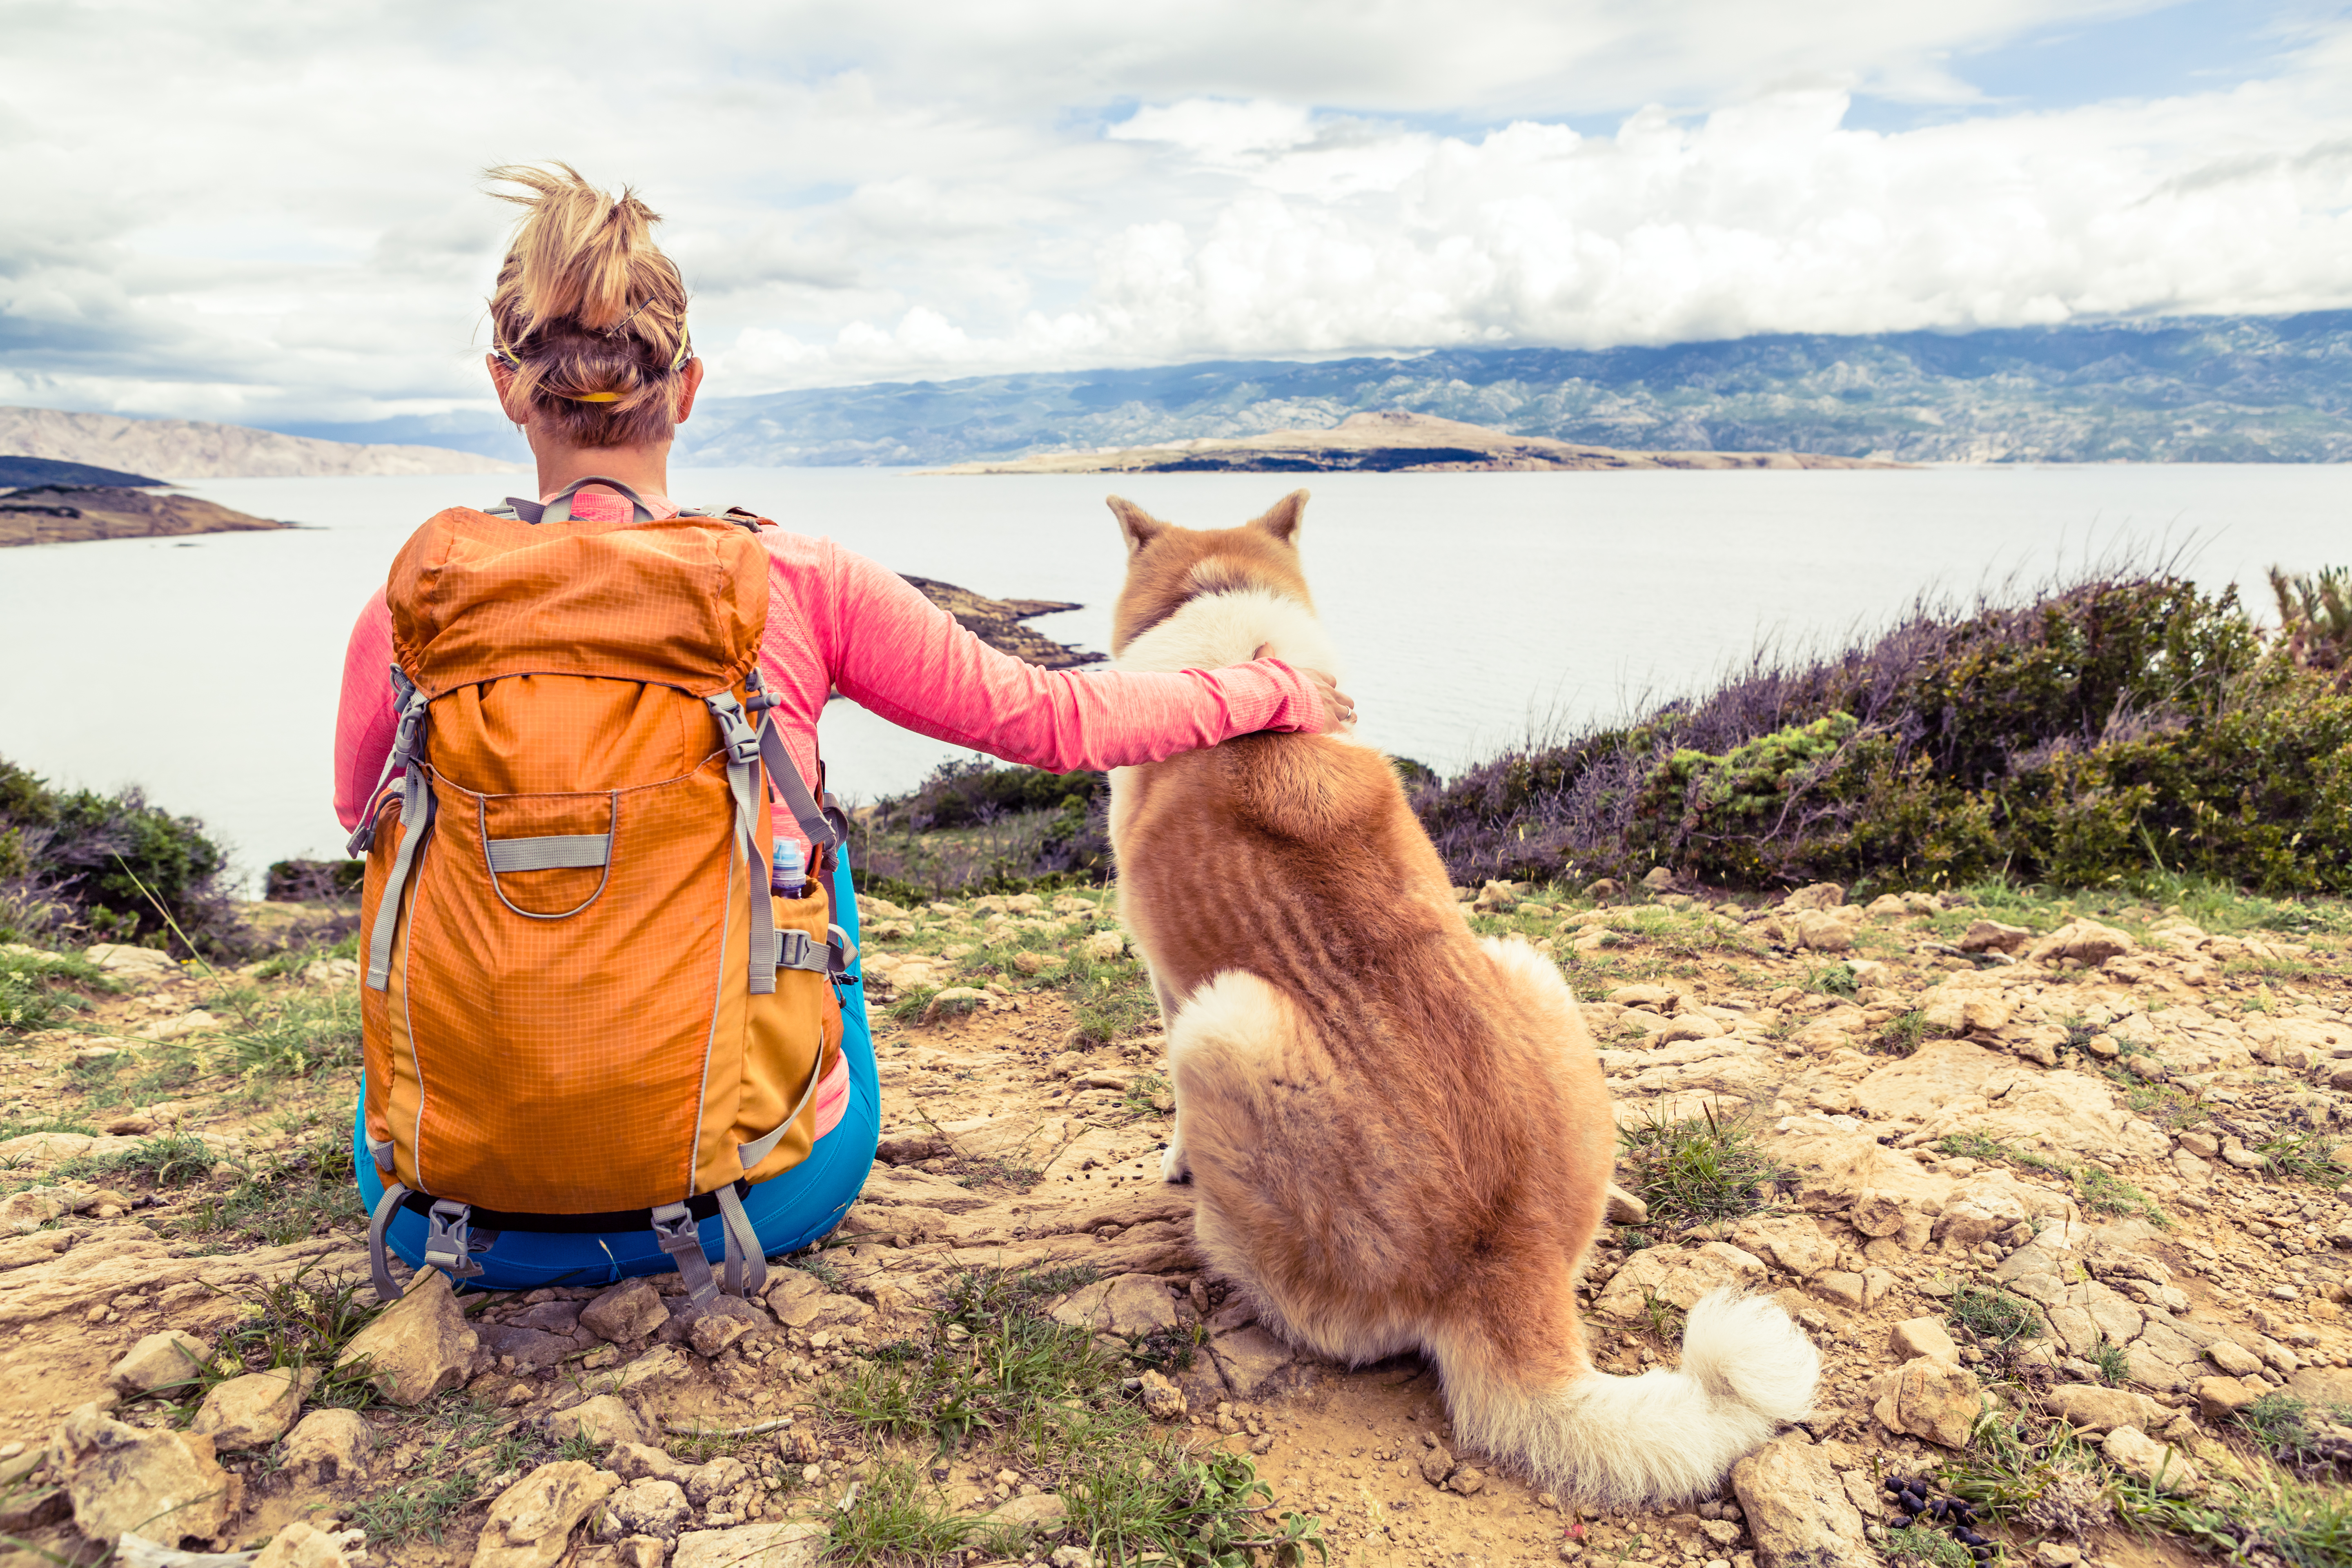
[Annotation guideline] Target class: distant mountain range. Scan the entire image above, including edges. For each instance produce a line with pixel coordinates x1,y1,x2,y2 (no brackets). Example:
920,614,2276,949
0,407,521,479
189,310,2352,470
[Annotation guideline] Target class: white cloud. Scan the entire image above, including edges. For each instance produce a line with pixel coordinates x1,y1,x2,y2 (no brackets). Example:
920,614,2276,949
1,0,2347,417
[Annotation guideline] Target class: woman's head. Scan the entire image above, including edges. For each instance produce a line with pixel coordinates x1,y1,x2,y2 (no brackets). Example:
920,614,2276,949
485,163,697,450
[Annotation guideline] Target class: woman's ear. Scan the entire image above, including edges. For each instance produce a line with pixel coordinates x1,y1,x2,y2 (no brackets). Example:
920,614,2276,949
1107,495,1166,556
675,358,705,424
486,353,526,427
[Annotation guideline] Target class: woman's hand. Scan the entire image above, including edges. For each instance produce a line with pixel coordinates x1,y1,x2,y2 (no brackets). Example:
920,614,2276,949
1254,642,1356,733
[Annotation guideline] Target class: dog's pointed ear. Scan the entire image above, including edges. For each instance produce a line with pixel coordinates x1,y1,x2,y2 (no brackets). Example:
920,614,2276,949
1108,496,1166,557
1249,488,1309,545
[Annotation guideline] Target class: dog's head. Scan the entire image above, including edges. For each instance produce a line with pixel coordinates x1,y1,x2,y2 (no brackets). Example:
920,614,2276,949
1105,489,1313,657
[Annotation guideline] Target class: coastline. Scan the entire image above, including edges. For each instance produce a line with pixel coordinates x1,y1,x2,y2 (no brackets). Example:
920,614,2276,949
0,486,289,548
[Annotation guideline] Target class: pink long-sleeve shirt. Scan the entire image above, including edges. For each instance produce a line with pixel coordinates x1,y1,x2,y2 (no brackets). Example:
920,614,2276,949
333,485,1325,846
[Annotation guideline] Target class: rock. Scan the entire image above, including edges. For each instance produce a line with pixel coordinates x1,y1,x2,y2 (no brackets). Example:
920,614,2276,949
253,1522,366,1568
1871,1356,1982,1448
765,1270,873,1330
1050,1548,1094,1568
86,942,177,975
107,1329,212,1396
471,1460,615,1568
671,1521,828,1568
1606,1184,1649,1225
582,1279,670,1343
601,1343,695,1399
987,1492,1071,1530
2288,1366,2352,1405
1448,1466,1486,1494
1053,1274,1183,1337
52,1401,236,1546
1642,868,1679,892
1013,952,1054,976
1731,1435,1875,1568
336,1268,477,1407
1889,1318,1959,1363
2040,1383,2169,1434
581,1541,669,1568
1586,878,1624,901
192,1366,316,1451
606,1477,693,1541
1781,884,1846,912
1420,1442,1455,1486
1084,931,1127,959
1794,909,1861,953
1958,920,2032,954
550,1395,652,1449
688,1312,760,1358
1592,1242,1768,1321
2101,1426,2201,1493
281,1407,371,1482
2027,920,2136,969
1136,1369,1187,1420
1812,1272,1867,1310
2193,1376,2261,1421
922,986,992,1023
1210,1325,1296,1397
479,1323,586,1372
2205,1341,2264,1378
1659,1014,1728,1043
1733,1217,1840,1280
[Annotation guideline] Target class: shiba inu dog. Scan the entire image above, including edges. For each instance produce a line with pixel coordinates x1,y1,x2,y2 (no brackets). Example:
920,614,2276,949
1105,489,1818,1506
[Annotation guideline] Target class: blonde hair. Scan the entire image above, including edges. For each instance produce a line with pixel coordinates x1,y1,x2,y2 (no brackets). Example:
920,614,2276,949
484,163,693,448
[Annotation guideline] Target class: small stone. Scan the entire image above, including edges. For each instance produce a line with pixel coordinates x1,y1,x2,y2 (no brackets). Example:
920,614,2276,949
2193,1375,2263,1423
281,1408,371,1483
192,1367,317,1451
107,1329,212,1396
688,1312,759,1359
53,1400,236,1547
1013,952,1053,975
1473,880,1521,913
1731,1436,1874,1568
1586,878,1624,901
1812,1271,1866,1310
1447,1466,1486,1494
1050,1547,1095,1568
670,1521,827,1568
1420,1441,1455,1486
336,1268,478,1405
922,986,991,1023
551,1395,652,1450
1606,1184,1648,1225
2040,1383,2168,1435
1137,1370,1187,1421
582,1279,670,1343
1871,1356,1982,1449
606,1477,693,1541
987,1492,1070,1530
1889,1318,1959,1363
1957,920,2031,954
2205,1341,2264,1378
252,1521,364,1568
1084,931,1127,960
2102,1426,2201,1493
472,1460,615,1568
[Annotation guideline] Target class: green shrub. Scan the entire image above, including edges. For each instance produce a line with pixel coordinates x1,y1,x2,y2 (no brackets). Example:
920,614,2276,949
1419,571,2352,895
0,756,238,954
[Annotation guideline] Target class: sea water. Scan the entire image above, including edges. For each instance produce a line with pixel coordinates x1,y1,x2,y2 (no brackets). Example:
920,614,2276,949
3,463,2349,888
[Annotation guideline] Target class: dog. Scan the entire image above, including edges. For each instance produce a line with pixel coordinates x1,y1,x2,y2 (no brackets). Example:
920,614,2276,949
1103,488,1818,1507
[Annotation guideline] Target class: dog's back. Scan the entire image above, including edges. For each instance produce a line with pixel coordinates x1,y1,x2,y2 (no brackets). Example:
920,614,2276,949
1105,490,1817,1507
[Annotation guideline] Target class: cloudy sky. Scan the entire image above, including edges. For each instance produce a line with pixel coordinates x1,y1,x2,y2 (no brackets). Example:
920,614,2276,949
4,0,2350,428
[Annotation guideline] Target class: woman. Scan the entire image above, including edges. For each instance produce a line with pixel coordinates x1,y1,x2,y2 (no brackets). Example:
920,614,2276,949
333,164,1354,1292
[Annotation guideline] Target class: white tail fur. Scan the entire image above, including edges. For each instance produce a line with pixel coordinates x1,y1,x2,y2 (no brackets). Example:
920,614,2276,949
1439,1288,1820,1508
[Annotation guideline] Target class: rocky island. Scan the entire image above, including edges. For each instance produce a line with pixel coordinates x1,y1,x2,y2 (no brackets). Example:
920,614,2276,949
929,409,1907,474
0,486,290,548
899,575,1101,668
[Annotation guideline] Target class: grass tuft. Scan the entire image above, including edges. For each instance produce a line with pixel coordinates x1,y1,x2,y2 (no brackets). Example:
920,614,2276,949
1946,1284,2040,1350
1617,1103,1782,1230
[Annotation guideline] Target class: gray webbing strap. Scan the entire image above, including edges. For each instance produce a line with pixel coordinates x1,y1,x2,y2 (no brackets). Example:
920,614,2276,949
484,834,611,872
365,772,436,991
706,695,777,996
367,1183,412,1303
348,670,428,856
365,1135,396,1175
652,1201,719,1307
713,1183,767,1298
828,924,858,978
757,721,839,853
774,929,829,973
504,475,662,526
479,794,618,922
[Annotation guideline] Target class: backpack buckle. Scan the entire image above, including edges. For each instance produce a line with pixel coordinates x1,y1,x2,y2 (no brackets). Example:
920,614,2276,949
421,1199,485,1281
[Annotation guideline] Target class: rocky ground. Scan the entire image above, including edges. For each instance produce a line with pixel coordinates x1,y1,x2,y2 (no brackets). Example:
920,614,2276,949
2,874,2350,1568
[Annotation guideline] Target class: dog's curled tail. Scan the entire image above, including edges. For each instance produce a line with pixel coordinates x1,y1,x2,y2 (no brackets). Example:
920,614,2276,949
1444,1289,1820,1509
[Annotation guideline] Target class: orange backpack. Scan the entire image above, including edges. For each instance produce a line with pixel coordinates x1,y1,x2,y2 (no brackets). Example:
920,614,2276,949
350,477,851,1304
